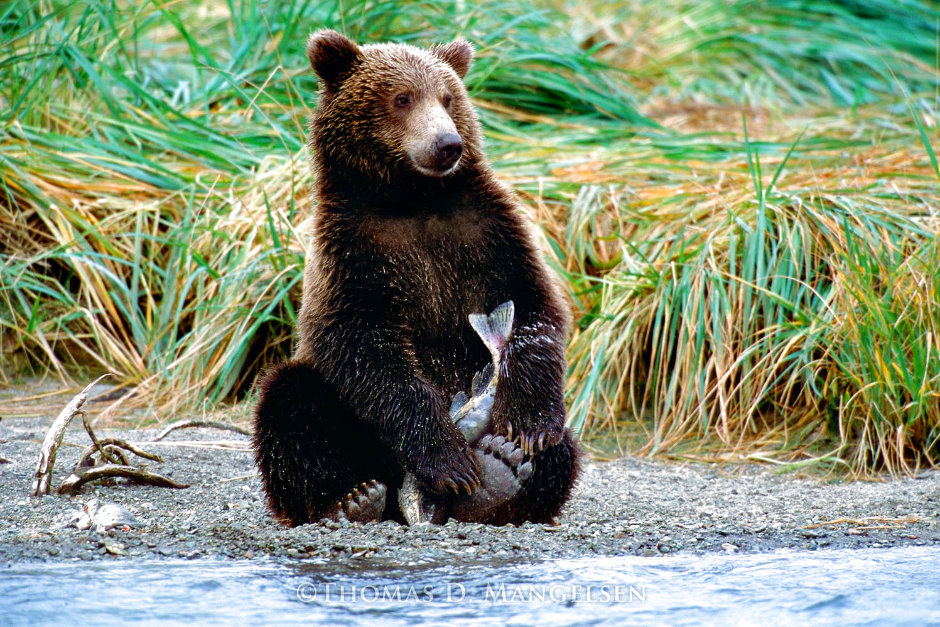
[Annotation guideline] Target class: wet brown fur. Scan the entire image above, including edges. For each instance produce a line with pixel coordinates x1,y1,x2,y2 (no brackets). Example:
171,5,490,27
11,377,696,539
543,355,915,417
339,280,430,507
253,31,581,526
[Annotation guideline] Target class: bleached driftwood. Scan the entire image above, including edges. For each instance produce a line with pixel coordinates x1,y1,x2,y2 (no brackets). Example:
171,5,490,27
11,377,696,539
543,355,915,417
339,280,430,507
31,374,111,497
58,463,189,494
153,419,251,441
32,373,188,496
77,437,163,468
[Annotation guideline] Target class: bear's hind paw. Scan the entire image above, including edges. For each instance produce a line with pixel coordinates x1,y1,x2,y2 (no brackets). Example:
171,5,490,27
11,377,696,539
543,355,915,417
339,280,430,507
450,435,532,522
329,480,387,523
478,434,533,482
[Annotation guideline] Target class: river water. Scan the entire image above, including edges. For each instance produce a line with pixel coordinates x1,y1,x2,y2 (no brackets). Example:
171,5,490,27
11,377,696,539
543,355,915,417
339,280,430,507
2,546,938,625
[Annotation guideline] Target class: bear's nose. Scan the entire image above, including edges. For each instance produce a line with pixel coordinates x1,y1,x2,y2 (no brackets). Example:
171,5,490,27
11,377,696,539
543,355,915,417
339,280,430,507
433,133,463,170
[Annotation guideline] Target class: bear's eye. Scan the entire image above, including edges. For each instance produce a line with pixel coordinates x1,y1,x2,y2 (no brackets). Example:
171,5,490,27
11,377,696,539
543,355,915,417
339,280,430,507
442,93,454,108
394,93,413,108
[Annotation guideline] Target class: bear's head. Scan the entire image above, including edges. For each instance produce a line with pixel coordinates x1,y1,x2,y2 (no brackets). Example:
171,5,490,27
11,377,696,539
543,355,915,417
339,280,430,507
306,30,483,184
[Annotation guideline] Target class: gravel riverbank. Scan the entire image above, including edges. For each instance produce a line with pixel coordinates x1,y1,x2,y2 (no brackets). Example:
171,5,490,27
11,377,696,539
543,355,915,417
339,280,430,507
1,416,938,564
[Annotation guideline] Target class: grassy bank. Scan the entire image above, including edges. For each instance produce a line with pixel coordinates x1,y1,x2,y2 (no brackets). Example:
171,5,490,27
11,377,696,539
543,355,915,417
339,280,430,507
2,0,939,474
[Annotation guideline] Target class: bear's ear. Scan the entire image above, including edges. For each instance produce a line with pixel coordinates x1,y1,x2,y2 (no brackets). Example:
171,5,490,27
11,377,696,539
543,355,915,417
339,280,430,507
307,30,361,86
432,39,474,79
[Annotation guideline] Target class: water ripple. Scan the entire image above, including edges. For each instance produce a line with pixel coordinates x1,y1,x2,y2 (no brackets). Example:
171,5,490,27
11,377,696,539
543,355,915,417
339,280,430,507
2,546,938,625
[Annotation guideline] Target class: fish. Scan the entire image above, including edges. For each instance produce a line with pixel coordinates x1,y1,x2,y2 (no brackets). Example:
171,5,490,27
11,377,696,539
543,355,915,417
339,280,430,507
397,472,433,526
451,300,515,445
54,498,144,533
398,301,515,526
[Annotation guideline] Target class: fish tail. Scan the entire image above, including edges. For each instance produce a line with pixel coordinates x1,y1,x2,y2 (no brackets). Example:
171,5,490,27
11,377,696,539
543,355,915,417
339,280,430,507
468,300,515,359
487,300,514,346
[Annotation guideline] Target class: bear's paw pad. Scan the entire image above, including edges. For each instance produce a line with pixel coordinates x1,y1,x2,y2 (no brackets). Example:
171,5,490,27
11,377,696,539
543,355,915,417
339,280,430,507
478,434,533,484
333,480,387,523
451,435,532,521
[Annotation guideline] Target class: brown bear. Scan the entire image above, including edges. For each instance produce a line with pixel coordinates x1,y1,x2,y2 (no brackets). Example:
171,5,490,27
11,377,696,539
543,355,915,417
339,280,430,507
252,30,580,526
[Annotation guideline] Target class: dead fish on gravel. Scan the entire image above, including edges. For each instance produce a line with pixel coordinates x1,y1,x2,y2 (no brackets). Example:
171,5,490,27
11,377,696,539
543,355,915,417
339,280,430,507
54,498,143,533
399,301,514,526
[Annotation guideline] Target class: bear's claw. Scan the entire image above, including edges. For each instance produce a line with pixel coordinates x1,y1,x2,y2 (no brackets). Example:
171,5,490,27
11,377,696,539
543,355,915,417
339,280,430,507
426,444,480,495
492,411,563,456
516,422,563,456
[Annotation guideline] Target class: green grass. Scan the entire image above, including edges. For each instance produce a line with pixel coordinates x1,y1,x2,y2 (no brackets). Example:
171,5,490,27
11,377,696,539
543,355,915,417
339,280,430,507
570,0,940,109
2,0,939,474
554,130,940,474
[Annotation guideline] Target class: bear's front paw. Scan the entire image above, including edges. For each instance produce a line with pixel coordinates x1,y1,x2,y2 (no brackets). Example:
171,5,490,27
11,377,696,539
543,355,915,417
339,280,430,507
419,445,480,496
494,414,565,456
